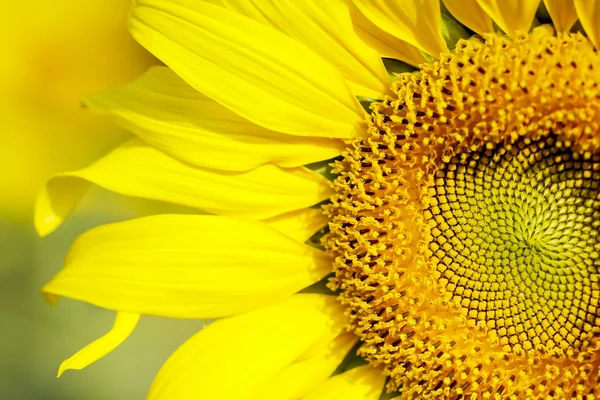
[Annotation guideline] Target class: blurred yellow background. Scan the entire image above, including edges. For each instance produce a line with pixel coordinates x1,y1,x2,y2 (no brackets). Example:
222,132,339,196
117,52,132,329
0,0,154,216
0,1,206,398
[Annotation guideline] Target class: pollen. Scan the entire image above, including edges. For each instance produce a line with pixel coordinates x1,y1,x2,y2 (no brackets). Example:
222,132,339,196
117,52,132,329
325,27,600,399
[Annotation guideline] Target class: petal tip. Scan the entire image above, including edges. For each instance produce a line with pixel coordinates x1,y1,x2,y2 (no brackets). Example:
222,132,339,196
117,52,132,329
42,287,60,305
34,212,60,238
34,189,63,237
56,363,69,378
33,175,90,237
54,312,140,379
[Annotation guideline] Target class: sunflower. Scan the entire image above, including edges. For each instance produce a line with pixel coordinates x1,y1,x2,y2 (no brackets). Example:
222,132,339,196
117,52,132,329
36,0,600,399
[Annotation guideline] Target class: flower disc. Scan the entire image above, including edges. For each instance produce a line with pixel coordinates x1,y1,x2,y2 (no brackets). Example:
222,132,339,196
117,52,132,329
325,27,600,399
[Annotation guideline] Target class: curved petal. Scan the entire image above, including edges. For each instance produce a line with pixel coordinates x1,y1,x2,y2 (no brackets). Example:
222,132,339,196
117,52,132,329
43,215,332,319
347,1,425,66
544,0,578,32
443,0,494,36
147,294,346,400
475,0,541,37
210,0,390,99
255,333,357,400
35,139,331,237
85,66,344,171
302,364,386,400
264,208,328,243
574,0,600,48
130,0,365,138
351,0,448,58
57,312,140,377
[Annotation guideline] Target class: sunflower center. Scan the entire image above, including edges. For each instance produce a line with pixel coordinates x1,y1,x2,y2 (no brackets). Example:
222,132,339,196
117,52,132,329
427,134,600,354
325,26,600,398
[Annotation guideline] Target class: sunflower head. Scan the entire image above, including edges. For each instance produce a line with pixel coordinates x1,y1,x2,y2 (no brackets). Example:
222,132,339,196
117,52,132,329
326,26,600,398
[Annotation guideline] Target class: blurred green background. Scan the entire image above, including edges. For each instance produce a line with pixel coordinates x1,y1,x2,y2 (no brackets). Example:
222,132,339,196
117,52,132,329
0,1,206,398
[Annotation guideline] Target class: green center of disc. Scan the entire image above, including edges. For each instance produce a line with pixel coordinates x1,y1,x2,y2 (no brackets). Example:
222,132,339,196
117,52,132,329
426,134,600,353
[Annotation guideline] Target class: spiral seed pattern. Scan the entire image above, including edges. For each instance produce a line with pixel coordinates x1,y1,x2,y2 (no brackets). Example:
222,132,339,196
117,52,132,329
427,135,600,354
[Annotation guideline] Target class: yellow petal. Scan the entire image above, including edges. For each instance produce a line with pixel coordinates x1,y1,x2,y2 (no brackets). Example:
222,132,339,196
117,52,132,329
130,0,364,138
35,139,331,237
210,0,390,98
148,294,345,400
544,0,578,32
264,208,328,243
255,333,357,400
476,0,541,37
574,0,600,48
43,215,332,319
303,364,386,400
57,312,140,377
347,1,425,66
351,0,449,58
85,66,343,171
443,0,494,36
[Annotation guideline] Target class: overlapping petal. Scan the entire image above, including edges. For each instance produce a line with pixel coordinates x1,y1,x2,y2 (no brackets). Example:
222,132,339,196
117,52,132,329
130,0,365,138
147,294,346,400
35,139,331,236
443,0,494,36
85,66,344,172
43,215,332,318
347,1,425,66
302,364,386,400
264,208,328,243
476,0,541,37
207,0,390,98
351,0,448,58
255,333,357,400
544,0,578,32
574,0,600,48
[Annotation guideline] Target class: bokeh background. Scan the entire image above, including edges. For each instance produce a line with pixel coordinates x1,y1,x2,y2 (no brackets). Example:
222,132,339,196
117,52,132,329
0,1,207,398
